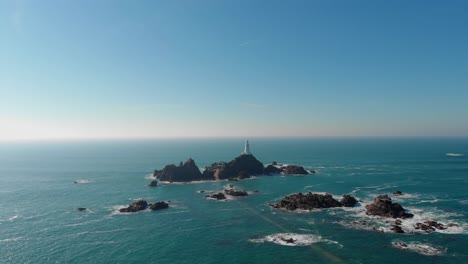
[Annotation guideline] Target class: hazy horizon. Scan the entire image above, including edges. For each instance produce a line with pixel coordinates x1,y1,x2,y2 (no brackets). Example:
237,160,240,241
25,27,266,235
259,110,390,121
1,0,467,141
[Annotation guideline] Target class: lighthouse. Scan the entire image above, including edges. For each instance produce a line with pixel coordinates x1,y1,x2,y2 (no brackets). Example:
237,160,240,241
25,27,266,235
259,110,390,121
242,140,251,155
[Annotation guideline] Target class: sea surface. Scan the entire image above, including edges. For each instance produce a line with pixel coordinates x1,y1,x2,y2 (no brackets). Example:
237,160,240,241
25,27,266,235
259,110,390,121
0,138,467,263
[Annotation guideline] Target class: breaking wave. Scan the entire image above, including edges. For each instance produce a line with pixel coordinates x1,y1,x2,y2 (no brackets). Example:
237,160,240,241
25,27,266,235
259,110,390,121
249,233,340,247
391,241,446,256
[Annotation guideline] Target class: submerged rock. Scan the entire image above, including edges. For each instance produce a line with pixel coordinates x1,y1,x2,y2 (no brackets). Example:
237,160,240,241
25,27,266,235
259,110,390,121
365,195,413,218
149,201,169,210
119,200,148,213
393,190,403,196
76,207,87,211
340,195,358,207
154,158,214,182
274,192,342,211
206,192,227,200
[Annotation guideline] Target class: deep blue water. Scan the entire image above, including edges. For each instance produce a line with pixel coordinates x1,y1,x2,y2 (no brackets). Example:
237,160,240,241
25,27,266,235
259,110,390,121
0,138,467,263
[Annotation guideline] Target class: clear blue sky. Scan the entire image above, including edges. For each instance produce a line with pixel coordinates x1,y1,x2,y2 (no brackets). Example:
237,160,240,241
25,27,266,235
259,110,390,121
1,0,467,140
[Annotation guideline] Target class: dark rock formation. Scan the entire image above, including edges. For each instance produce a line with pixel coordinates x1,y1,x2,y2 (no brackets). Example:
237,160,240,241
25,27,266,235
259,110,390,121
415,221,446,232
76,207,86,211
148,180,158,187
264,164,282,175
393,190,403,196
215,154,264,179
119,200,148,213
273,192,342,211
395,219,402,225
281,165,309,175
206,192,226,200
340,195,358,207
225,189,248,196
365,195,413,218
154,158,214,182
149,201,169,210
391,225,405,233
202,155,264,180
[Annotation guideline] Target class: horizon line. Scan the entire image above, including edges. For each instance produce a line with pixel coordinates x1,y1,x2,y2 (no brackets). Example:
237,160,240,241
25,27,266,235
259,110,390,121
1,135,468,143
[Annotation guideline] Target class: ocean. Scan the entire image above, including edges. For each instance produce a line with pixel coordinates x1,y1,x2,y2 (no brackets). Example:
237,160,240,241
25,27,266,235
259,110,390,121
0,138,467,263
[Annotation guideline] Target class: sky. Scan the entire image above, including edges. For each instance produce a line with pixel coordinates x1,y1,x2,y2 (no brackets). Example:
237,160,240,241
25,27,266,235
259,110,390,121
0,0,467,141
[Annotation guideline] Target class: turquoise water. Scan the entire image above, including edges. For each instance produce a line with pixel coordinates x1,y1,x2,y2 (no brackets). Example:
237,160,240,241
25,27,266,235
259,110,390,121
0,138,467,263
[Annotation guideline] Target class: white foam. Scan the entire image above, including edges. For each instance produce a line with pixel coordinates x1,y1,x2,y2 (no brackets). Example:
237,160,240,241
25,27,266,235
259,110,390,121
0,237,24,243
8,215,18,221
144,174,155,180
74,179,94,184
446,153,464,157
249,233,339,247
333,199,466,234
391,241,446,256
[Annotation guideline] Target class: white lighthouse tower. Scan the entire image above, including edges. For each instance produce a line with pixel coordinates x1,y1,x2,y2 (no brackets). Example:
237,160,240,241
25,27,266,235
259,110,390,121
242,140,251,155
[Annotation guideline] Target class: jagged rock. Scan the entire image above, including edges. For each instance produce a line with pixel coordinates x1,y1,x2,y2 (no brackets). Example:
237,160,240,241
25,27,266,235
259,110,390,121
154,158,213,182
76,208,86,211
225,189,248,196
281,237,295,244
424,221,446,230
340,195,358,207
264,164,282,175
391,225,405,233
206,193,226,200
415,223,436,232
274,192,342,211
271,161,278,165
393,190,403,195
119,200,148,213
395,219,402,225
365,195,413,218
282,165,309,175
149,201,169,210
148,180,158,187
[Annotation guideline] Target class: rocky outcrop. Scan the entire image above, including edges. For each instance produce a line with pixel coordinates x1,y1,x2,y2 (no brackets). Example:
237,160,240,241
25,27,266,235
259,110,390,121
206,193,226,200
148,180,158,187
273,193,343,211
204,154,264,180
264,164,282,175
149,201,169,210
154,158,214,182
415,221,446,232
282,165,309,175
76,207,86,211
340,195,358,207
225,189,248,196
365,195,413,218
393,190,403,196
119,200,148,213
391,225,405,233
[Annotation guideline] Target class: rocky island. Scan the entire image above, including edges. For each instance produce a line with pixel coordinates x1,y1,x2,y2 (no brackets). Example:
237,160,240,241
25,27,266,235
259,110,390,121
273,192,358,210
152,140,315,183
